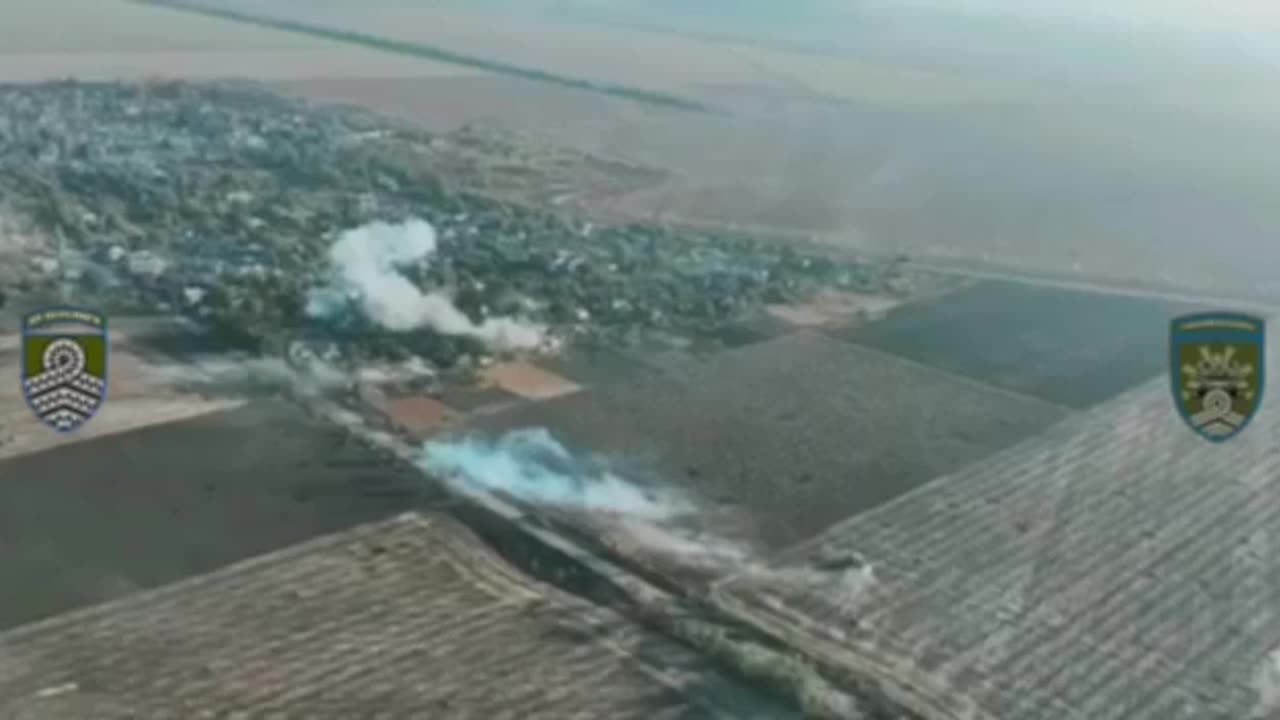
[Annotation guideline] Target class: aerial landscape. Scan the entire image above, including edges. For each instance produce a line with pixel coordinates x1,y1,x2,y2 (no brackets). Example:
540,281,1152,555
1,1,1278,719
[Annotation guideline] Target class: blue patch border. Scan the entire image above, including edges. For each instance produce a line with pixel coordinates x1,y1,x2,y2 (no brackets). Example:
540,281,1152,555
20,306,110,435
1169,311,1266,443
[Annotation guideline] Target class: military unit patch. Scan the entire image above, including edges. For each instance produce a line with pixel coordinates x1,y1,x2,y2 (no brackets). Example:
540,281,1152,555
1170,312,1265,442
21,308,109,433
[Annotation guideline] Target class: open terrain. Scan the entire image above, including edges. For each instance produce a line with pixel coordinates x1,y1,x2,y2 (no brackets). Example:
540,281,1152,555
2,3,1279,717
462,330,1068,552
146,0,1280,301
4,1,1278,299
835,280,1202,409
0,513,790,719
715,352,1280,720
0,391,445,629
0,322,245,464
0,0,475,82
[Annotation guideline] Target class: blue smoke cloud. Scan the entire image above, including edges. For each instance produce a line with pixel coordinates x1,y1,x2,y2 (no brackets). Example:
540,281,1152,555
417,428,691,519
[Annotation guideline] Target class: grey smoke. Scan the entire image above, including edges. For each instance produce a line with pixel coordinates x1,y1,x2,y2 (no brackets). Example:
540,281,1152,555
156,352,351,398
306,219,545,350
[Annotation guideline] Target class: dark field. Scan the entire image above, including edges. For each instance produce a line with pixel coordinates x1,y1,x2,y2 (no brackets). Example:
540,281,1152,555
464,331,1068,552
835,280,1201,409
0,400,438,629
0,281,1200,629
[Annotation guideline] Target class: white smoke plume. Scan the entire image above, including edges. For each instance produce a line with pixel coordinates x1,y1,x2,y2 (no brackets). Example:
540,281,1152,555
419,428,693,520
608,518,756,570
1253,648,1280,718
417,428,771,572
307,219,545,350
415,427,874,585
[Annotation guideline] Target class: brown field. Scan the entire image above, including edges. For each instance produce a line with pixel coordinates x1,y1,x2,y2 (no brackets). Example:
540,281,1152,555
0,334,244,462
715,356,1280,720
0,0,476,82
0,393,456,629
463,330,1068,551
271,72,881,236
188,0,1020,108
483,360,583,401
0,512,788,719
382,394,456,439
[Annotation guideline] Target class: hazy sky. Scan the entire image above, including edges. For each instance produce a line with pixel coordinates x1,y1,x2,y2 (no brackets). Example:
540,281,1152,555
534,1,1280,50
872,0,1280,32
513,0,1279,79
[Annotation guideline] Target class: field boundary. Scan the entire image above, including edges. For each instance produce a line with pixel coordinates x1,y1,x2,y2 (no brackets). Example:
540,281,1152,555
130,0,714,113
303,391,964,720
906,256,1280,316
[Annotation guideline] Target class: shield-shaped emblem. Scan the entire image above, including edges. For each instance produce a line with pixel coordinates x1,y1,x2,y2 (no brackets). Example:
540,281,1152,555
1170,312,1265,442
21,307,109,433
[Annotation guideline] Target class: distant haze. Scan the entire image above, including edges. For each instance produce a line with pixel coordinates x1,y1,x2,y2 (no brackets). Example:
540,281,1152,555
466,0,1279,294
540,0,1280,30
185,0,1280,295
453,0,1280,110
875,0,1280,31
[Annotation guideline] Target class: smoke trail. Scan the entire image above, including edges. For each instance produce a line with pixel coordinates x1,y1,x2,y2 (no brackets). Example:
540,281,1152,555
416,427,882,589
155,353,351,398
609,518,755,569
417,428,773,572
419,428,692,520
307,219,545,350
